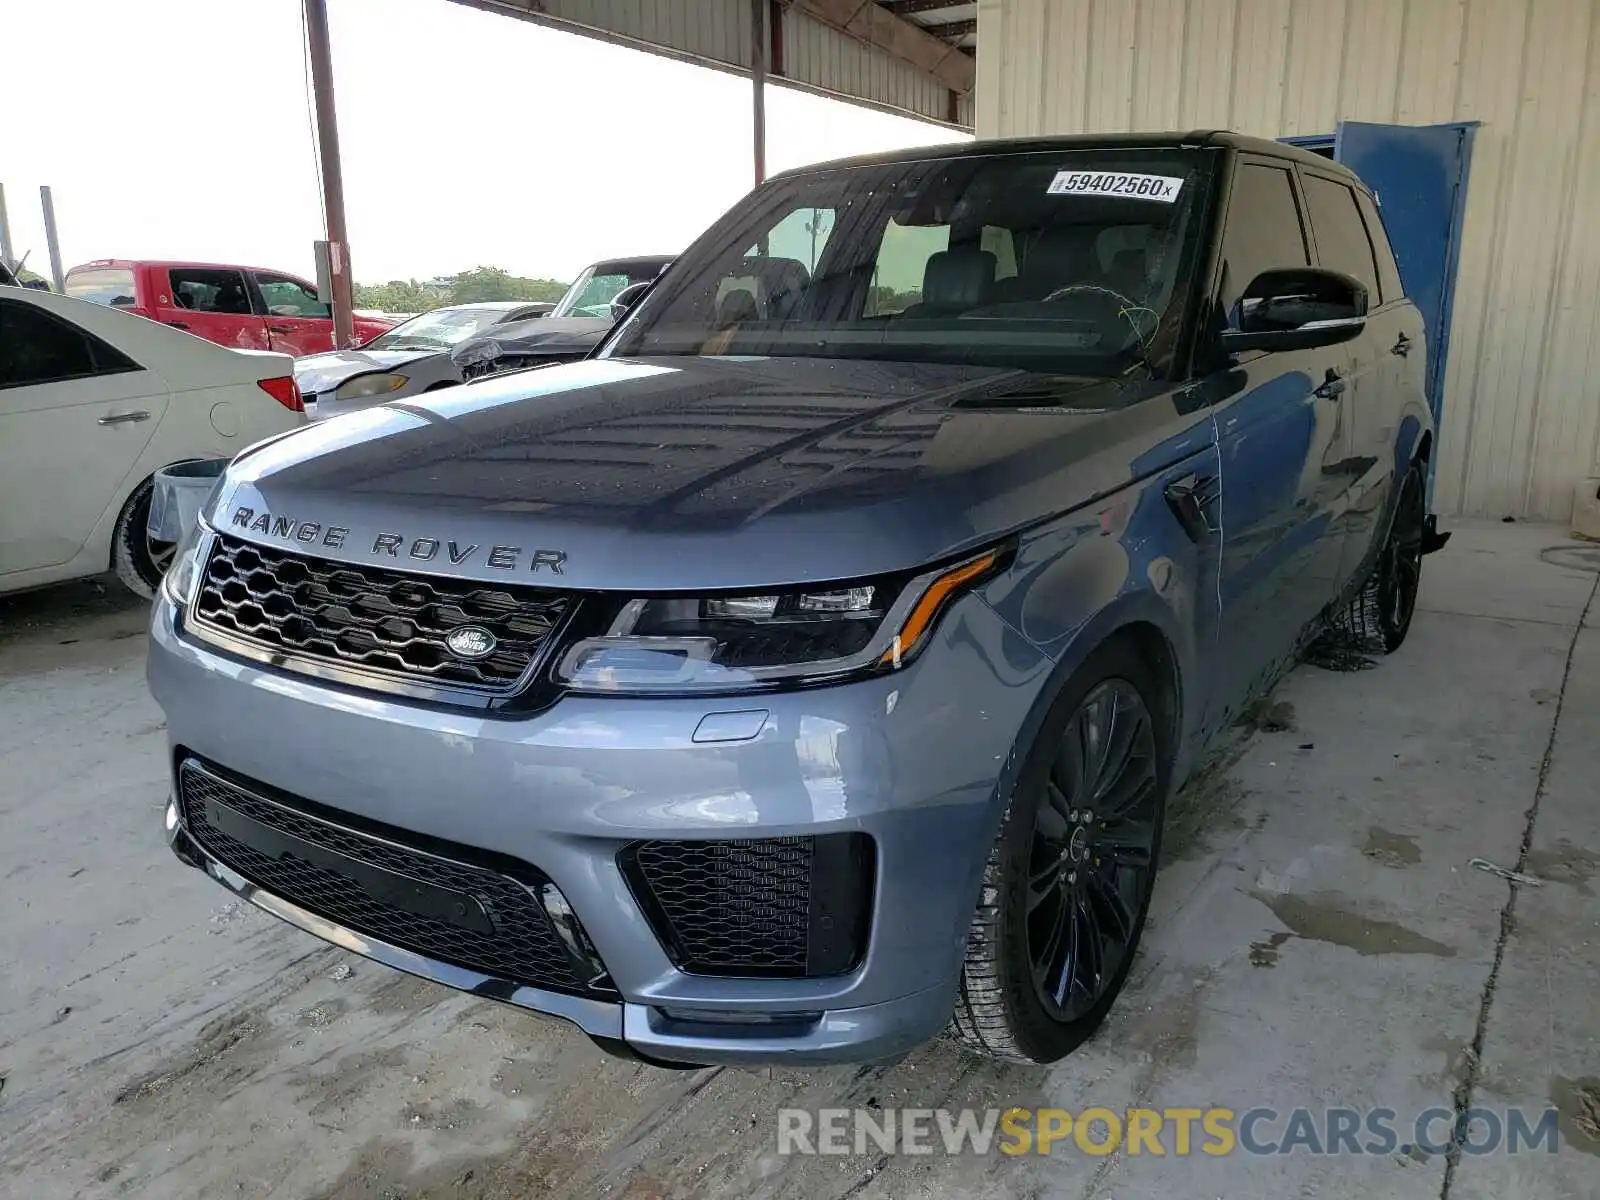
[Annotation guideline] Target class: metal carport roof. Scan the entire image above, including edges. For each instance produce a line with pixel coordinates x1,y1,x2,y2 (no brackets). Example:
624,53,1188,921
450,0,977,130
302,0,976,346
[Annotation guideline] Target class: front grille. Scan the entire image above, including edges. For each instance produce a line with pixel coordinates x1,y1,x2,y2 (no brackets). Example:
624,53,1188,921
619,834,874,978
192,534,571,694
177,758,609,995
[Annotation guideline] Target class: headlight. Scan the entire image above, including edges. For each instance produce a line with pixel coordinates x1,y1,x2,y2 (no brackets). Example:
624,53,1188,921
554,547,1005,695
162,519,209,608
335,372,408,400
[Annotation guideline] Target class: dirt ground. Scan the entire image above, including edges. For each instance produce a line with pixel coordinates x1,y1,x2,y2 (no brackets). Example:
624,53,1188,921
2,520,1596,1200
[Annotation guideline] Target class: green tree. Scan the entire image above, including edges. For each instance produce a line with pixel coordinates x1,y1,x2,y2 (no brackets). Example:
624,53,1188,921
867,285,923,315
353,278,448,313
353,266,569,313
443,266,568,304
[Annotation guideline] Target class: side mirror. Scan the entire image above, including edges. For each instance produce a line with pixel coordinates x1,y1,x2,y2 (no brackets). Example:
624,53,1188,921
1220,267,1368,354
609,280,652,321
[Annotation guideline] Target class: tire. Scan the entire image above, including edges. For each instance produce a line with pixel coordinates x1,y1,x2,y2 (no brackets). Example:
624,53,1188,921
1313,461,1427,661
952,639,1171,1064
1371,463,1426,653
111,476,170,600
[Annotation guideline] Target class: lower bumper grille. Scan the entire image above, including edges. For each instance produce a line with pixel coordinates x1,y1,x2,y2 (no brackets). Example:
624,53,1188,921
619,834,874,978
177,758,610,996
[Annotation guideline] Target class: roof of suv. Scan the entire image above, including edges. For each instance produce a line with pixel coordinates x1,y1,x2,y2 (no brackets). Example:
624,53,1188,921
775,130,1363,186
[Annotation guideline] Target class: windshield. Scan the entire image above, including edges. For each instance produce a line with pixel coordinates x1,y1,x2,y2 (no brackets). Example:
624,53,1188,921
365,306,514,350
551,262,666,318
608,149,1215,376
65,268,138,307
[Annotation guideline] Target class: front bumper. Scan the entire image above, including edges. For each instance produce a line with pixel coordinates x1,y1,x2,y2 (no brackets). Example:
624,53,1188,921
148,589,1049,1064
163,802,948,1065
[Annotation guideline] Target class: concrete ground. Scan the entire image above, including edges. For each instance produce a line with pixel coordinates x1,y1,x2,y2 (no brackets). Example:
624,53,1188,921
0,520,1595,1200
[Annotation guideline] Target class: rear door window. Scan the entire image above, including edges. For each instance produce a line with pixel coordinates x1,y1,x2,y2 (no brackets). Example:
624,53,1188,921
167,268,253,315
0,299,140,388
1301,174,1381,302
1217,163,1310,325
1354,188,1404,303
255,272,330,318
64,268,138,308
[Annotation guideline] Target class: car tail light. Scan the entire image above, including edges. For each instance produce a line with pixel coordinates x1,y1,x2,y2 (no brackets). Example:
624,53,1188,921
257,376,303,412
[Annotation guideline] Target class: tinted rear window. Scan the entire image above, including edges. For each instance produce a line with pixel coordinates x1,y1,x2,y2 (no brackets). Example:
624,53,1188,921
65,268,138,307
1302,174,1380,301
0,298,140,387
1355,189,1405,303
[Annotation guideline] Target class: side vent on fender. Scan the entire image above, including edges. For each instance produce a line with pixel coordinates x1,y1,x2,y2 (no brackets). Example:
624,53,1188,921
1163,474,1221,544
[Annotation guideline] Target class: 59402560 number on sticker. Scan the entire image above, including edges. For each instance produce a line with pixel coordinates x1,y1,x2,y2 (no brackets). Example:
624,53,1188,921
1046,171,1183,202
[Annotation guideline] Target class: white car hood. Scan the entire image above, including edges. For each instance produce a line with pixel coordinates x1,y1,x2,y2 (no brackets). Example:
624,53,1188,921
294,347,436,394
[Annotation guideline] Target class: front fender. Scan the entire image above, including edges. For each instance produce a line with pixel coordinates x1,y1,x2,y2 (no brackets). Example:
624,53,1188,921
976,480,1215,811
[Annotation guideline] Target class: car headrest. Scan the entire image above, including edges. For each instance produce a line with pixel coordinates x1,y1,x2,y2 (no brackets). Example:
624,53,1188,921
716,288,760,327
1106,247,1148,291
920,247,996,312
742,255,810,320
1023,226,1096,283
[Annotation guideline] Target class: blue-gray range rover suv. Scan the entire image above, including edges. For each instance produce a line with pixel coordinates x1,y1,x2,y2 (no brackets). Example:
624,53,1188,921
149,133,1446,1067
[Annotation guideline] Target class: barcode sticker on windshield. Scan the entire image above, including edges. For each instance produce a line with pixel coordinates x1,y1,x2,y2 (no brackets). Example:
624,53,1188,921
1046,171,1183,202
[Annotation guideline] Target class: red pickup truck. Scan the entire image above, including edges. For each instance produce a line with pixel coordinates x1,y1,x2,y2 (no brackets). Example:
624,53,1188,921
62,260,394,356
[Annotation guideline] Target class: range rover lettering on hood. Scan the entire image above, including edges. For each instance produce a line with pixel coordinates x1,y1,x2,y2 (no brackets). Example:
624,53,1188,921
227,507,567,574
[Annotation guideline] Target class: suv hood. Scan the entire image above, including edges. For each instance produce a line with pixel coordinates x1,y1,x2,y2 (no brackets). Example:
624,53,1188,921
294,347,438,394
450,316,613,366
214,356,1214,590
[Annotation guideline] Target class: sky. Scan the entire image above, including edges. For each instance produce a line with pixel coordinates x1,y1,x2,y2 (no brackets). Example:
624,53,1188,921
4,0,967,286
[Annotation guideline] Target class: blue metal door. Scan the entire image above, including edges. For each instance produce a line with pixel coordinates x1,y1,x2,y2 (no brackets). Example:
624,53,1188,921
1333,121,1477,435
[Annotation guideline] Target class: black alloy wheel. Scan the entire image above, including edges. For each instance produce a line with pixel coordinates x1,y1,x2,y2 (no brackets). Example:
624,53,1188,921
1376,465,1426,652
953,639,1170,1064
1026,679,1159,1023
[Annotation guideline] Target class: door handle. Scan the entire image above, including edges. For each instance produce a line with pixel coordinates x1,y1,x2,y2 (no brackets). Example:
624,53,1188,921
163,320,189,329
267,324,293,333
1313,369,1346,400
1392,333,1412,357
98,411,151,426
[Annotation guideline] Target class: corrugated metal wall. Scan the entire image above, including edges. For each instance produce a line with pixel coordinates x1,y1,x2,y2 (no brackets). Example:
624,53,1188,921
459,0,973,129
977,0,1600,520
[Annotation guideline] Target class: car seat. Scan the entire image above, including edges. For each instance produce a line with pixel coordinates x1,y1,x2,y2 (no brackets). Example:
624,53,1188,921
898,246,996,318
212,281,249,315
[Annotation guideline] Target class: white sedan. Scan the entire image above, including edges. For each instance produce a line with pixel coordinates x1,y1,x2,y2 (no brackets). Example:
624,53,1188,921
0,285,306,598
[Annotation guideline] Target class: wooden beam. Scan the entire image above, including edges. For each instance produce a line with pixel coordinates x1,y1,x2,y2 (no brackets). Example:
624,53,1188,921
786,0,975,93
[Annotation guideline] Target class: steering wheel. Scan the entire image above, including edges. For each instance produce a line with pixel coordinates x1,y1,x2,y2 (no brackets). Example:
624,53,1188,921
1038,283,1160,349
